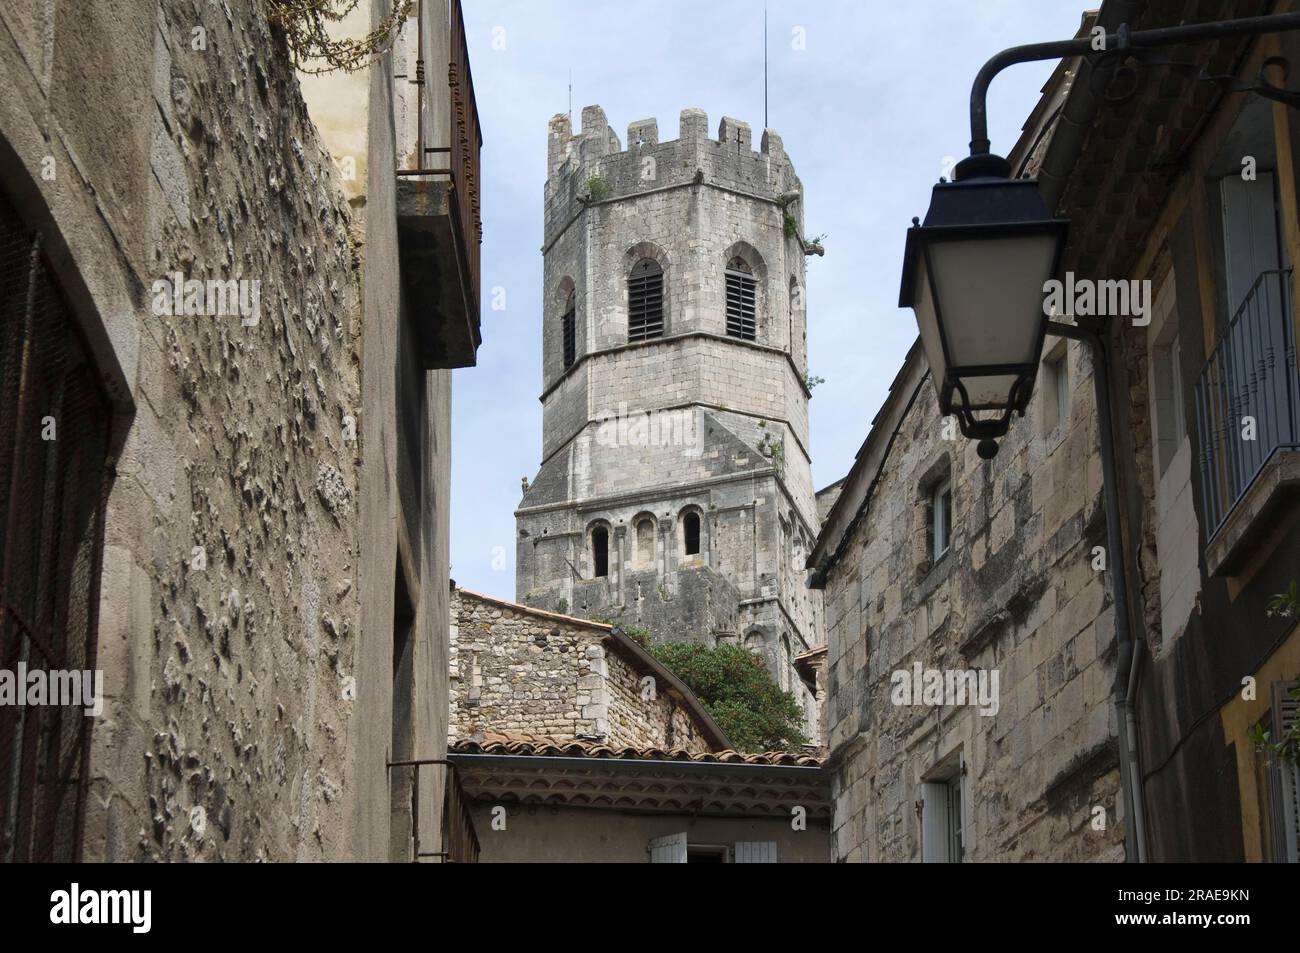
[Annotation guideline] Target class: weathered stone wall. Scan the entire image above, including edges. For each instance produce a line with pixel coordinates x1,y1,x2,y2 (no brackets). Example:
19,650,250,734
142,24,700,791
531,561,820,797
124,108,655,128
0,0,365,860
450,589,711,753
820,344,1125,862
1,0,459,863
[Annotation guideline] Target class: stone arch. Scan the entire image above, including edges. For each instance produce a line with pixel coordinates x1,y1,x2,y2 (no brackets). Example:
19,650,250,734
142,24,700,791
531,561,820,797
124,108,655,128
722,240,768,341
678,504,705,558
624,242,670,340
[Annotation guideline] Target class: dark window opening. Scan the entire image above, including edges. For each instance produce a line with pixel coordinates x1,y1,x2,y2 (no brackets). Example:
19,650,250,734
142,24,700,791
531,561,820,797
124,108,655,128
389,563,416,861
591,526,609,578
0,191,113,863
683,511,701,555
561,292,576,369
725,257,756,341
628,259,664,342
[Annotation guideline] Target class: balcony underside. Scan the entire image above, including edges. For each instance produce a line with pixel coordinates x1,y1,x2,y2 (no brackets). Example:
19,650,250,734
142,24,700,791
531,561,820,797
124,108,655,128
1205,448,1300,577
396,177,481,369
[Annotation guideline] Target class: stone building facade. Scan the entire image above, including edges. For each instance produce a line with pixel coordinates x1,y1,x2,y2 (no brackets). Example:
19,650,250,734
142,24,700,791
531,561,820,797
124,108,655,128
450,587,727,753
514,105,823,727
809,338,1125,862
0,0,480,862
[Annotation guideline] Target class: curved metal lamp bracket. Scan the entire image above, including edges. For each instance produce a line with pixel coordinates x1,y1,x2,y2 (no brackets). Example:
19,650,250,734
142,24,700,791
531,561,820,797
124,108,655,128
967,12,1300,160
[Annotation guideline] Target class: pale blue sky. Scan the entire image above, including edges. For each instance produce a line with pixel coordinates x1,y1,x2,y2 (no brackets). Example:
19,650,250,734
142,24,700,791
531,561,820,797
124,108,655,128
450,0,1086,597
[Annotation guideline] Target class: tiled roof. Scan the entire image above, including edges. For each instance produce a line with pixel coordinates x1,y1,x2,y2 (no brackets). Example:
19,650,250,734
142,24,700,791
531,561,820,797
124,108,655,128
450,732,822,767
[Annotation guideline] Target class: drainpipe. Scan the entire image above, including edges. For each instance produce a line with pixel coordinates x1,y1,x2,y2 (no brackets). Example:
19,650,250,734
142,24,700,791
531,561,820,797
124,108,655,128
1047,319,1149,863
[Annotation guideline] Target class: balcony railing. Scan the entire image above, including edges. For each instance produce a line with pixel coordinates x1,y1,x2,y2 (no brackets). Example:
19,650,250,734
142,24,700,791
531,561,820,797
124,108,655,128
1194,268,1299,537
398,0,482,323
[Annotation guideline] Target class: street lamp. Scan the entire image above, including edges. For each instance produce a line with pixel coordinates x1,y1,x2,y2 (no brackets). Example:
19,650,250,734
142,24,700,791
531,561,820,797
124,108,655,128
899,154,1067,459
902,11,1300,458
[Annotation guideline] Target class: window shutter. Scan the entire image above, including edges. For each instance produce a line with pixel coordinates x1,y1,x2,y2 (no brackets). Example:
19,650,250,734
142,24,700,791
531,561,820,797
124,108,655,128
1271,681,1300,863
734,841,777,863
920,782,952,863
628,262,664,341
725,267,757,340
562,301,576,369
1220,172,1282,316
648,832,688,863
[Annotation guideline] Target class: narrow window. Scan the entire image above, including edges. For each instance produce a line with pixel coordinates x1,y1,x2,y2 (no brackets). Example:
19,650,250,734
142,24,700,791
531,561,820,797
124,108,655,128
628,259,664,341
1153,334,1185,475
725,257,756,340
921,765,965,863
592,526,609,578
683,511,701,555
1042,344,1069,434
929,479,952,562
635,517,655,568
562,290,576,369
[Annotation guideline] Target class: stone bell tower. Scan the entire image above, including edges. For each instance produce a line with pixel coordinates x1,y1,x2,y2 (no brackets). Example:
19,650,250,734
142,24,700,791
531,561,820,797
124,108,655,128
515,104,822,718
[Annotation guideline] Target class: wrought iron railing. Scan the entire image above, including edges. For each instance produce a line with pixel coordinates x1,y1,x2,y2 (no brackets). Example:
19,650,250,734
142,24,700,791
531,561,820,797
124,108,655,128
386,757,479,862
1194,268,1299,537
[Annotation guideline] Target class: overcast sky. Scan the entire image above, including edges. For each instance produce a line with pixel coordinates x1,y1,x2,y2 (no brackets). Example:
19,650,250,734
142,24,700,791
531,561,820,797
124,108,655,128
449,0,1086,598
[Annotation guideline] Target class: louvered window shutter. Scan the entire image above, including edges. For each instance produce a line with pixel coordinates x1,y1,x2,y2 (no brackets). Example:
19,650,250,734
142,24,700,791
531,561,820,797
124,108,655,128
648,832,688,863
725,265,757,340
1270,681,1300,863
562,299,576,369
628,261,664,341
734,841,777,863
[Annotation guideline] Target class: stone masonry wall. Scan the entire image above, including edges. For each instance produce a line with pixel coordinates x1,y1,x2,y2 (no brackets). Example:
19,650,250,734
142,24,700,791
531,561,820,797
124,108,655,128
450,589,710,753
1,0,365,860
822,343,1125,862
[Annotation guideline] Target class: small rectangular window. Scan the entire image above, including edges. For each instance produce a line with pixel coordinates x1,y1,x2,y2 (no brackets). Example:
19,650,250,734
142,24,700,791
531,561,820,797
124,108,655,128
592,527,609,578
1042,345,1069,434
921,764,965,863
929,479,952,562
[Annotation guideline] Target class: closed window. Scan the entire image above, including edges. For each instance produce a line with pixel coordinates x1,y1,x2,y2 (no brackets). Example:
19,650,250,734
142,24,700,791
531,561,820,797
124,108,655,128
635,517,655,568
1041,343,1069,434
929,479,952,562
921,764,965,863
725,257,756,340
628,259,664,342
561,290,576,369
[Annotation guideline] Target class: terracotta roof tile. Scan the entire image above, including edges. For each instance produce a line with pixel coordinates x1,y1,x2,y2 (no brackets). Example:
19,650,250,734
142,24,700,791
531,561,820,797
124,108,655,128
451,732,822,767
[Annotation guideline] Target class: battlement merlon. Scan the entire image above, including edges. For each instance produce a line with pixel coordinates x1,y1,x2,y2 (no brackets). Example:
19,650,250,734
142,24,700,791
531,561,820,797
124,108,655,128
544,106,800,231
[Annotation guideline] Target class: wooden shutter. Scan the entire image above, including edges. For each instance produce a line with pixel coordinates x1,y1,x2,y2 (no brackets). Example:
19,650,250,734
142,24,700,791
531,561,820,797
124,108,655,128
734,841,777,863
725,267,757,340
628,262,664,341
648,832,688,863
920,782,952,863
1220,172,1282,315
1270,681,1300,864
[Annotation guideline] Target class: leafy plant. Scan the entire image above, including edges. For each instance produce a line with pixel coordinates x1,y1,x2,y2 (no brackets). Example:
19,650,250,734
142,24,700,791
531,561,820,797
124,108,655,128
585,175,612,202
268,0,414,74
651,642,807,752
1249,683,1299,765
1267,580,1299,619
783,213,798,239
806,373,825,392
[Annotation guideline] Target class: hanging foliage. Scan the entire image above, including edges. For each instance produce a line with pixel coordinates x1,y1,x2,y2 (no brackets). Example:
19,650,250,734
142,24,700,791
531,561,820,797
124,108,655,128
267,0,415,74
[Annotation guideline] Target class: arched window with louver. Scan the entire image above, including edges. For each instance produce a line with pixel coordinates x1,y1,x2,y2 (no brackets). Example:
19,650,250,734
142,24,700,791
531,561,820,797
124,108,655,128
725,257,756,340
628,259,664,342
561,289,576,369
